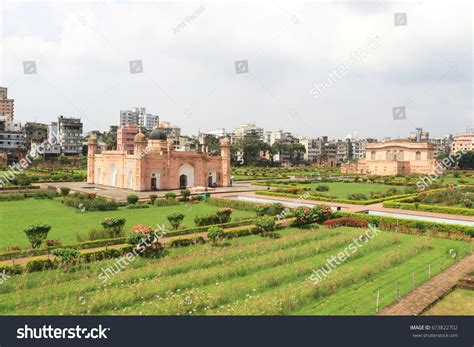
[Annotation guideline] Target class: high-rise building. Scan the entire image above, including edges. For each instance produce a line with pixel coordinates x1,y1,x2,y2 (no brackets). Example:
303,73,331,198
24,122,48,150
159,121,181,139
57,116,83,156
231,123,264,143
0,87,14,121
298,137,318,162
451,133,474,153
117,124,139,154
119,107,159,131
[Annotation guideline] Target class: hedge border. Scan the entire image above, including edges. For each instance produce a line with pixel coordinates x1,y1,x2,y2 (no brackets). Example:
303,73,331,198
255,190,418,205
332,211,474,237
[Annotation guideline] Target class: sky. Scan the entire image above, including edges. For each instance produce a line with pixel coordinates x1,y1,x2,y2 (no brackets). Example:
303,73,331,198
0,0,472,139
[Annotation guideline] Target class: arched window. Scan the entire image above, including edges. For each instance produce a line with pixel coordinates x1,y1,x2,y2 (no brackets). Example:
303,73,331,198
385,151,391,160
415,151,421,160
398,150,404,160
370,151,376,160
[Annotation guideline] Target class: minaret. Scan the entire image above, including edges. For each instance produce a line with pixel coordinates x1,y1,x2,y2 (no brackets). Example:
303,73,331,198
220,137,231,187
87,134,98,183
133,131,147,191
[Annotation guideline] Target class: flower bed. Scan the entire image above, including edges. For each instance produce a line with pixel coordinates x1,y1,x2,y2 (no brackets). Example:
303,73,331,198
322,217,369,229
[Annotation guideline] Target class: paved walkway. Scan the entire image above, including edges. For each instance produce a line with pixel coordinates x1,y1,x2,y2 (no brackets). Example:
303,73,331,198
216,191,474,223
379,253,474,315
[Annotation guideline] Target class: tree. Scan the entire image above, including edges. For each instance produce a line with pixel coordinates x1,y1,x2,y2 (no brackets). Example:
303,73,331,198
167,213,185,230
255,216,276,236
101,217,127,238
458,151,474,170
51,248,80,272
207,227,224,245
180,189,191,201
58,155,70,165
24,224,51,248
127,195,139,204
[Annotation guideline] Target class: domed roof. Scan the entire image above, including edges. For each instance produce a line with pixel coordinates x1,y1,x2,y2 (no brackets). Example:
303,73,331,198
149,128,167,140
134,132,146,142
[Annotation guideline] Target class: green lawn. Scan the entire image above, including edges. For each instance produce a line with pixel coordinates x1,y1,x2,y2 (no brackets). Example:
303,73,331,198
0,227,469,315
0,199,255,248
424,288,474,315
307,182,408,199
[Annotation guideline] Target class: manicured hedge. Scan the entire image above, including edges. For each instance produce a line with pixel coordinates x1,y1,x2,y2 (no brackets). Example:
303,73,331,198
168,236,206,247
255,190,417,205
207,197,265,211
0,237,127,261
383,201,474,216
332,211,474,237
165,218,260,237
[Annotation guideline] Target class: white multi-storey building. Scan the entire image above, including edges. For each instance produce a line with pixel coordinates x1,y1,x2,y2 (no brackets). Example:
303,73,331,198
231,123,264,143
119,107,159,131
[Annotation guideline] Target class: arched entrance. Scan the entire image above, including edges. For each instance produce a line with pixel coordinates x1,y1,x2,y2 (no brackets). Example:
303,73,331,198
179,174,187,189
178,164,194,188
151,171,160,191
208,170,217,187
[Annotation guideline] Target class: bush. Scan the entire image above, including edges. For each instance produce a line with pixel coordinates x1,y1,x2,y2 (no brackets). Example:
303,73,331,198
59,187,71,196
63,194,119,211
126,204,150,209
255,216,276,235
207,197,260,211
216,208,233,223
26,259,55,272
169,236,205,247
149,194,158,204
51,248,80,271
315,184,329,192
322,217,369,229
0,264,23,276
180,189,191,201
164,192,176,200
155,198,180,207
207,227,224,245
23,224,51,249
256,203,285,217
167,213,185,230
194,214,220,227
101,217,126,238
127,194,139,205
127,225,156,245
0,193,25,201
28,190,56,199
289,206,332,227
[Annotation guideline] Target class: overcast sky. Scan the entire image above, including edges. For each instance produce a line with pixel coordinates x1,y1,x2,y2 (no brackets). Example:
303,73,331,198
1,0,472,139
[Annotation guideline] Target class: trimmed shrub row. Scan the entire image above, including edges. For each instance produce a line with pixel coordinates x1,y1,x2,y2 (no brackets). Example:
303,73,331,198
0,237,127,261
332,211,474,237
255,190,417,205
383,201,474,216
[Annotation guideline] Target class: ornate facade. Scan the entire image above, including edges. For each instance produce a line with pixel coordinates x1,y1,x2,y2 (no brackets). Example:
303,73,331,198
341,140,437,176
87,129,231,191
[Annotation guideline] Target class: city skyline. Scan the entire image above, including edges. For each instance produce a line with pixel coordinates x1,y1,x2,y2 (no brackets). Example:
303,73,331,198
1,1,472,139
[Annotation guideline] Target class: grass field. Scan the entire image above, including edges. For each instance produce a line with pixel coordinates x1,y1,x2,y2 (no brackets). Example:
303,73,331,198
0,200,255,248
306,182,408,199
424,288,474,315
0,227,468,315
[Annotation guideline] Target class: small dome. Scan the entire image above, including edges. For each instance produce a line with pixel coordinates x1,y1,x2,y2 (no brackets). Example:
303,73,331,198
134,132,146,142
149,128,167,140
